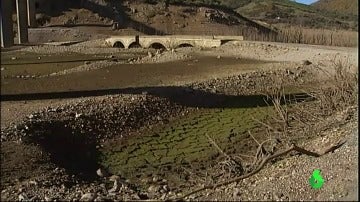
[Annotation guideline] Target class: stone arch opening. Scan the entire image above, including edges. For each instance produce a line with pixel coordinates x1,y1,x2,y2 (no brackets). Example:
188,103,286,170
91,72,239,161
113,41,125,48
128,42,142,49
149,42,166,50
176,43,194,48
220,40,232,45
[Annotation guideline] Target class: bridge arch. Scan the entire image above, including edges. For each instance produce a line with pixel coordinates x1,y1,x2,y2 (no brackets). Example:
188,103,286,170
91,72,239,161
113,41,125,48
149,42,166,50
128,42,142,48
176,43,194,48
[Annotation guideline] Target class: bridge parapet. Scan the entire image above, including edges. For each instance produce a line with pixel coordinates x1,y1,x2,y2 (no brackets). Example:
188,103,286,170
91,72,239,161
213,35,244,41
105,35,242,49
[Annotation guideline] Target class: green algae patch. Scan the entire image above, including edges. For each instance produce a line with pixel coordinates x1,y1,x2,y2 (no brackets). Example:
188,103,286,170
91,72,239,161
98,99,272,184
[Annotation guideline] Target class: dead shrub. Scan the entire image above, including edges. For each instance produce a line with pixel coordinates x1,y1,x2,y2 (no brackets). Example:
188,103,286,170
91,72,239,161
309,58,358,116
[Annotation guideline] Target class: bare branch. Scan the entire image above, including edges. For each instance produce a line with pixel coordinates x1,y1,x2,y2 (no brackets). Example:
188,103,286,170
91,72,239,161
174,139,347,201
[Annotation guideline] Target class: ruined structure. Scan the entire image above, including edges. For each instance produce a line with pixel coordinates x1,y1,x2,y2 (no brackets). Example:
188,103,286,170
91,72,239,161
1,0,37,47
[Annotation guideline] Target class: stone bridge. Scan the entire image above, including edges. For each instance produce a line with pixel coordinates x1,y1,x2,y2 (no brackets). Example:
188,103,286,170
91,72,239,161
105,35,244,49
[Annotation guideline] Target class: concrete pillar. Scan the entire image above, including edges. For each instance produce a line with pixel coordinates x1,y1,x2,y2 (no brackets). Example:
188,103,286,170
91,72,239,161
16,0,28,44
0,0,14,48
27,0,36,28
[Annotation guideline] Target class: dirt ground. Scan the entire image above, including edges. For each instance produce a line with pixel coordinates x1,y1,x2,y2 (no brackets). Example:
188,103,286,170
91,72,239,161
1,24,358,201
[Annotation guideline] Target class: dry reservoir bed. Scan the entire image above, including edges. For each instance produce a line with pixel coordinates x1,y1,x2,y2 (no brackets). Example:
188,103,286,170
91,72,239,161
1,43,358,201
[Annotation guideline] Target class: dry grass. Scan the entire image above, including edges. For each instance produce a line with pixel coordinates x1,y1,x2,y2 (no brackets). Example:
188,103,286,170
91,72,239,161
253,57,357,145
244,27,358,47
307,58,358,116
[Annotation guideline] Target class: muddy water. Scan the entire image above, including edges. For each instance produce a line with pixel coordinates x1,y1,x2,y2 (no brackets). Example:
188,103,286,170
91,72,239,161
1,53,273,95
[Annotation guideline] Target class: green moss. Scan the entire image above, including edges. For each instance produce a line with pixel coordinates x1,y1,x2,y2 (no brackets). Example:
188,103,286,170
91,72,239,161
99,97,272,184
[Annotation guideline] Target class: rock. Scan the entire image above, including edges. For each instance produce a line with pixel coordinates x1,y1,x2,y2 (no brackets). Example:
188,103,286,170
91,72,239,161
11,56,17,60
233,188,241,198
1,67,5,71
302,60,312,65
75,113,83,118
286,69,294,75
108,180,119,193
84,61,91,65
28,180,38,186
217,55,221,59
37,56,41,60
96,168,109,177
18,193,28,201
44,196,52,201
160,193,167,200
109,175,120,182
152,176,160,182
28,114,36,119
148,185,160,193
148,52,154,58
80,193,96,201
162,185,170,192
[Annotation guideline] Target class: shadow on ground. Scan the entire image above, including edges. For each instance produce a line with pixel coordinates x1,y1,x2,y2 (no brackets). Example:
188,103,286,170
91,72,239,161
1,85,313,109
23,119,101,182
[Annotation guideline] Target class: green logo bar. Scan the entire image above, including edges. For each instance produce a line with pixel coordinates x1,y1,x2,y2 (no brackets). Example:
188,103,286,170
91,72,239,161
309,169,325,189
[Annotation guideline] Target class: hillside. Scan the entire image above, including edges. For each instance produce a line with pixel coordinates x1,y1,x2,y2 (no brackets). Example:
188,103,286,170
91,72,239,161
144,0,358,30
37,0,276,38
312,0,358,16
232,0,358,30
31,0,357,44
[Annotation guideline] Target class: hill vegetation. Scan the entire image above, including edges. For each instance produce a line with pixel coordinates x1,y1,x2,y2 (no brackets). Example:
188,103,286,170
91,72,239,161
124,0,358,46
312,0,358,16
141,0,358,30
233,0,357,30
